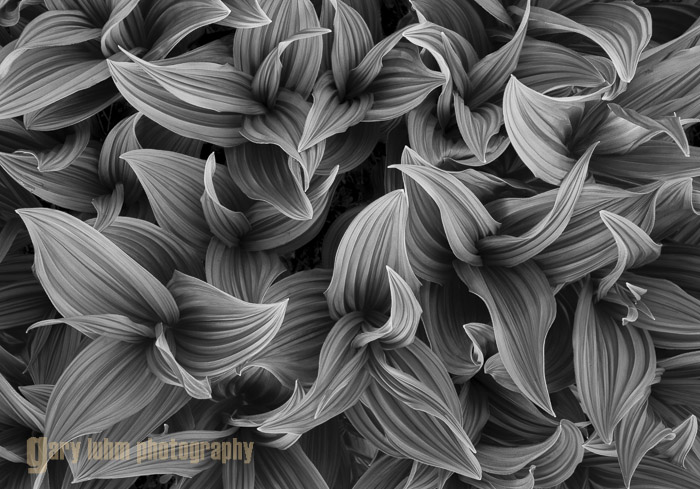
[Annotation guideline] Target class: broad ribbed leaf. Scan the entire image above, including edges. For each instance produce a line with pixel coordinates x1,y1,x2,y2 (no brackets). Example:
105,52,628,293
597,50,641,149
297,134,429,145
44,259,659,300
467,0,530,107
363,46,445,122
410,0,489,56
524,1,652,82
142,0,231,60
100,217,205,285
596,211,661,300
168,271,287,378
394,148,499,265
477,144,593,267
573,279,656,444
226,141,313,220
73,428,236,481
0,46,110,119
476,420,581,482
233,0,323,98
330,0,373,98
586,454,700,489
325,189,420,318
241,89,325,187
122,149,210,251
241,167,338,253
109,59,245,146
591,142,700,186
66,385,192,481
0,373,44,432
92,183,123,232
503,76,583,184
317,121,381,174
219,0,270,28
513,38,615,98
421,276,491,380
251,269,335,387
360,341,482,478
0,10,100,73
298,71,373,152
252,27,330,107
345,27,408,96
147,322,212,399
16,208,179,325
351,456,412,489
256,444,329,489
29,315,154,343
489,183,660,286
616,272,700,349
614,400,675,488
45,338,163,460
205,240,284,303
353,267,422,350
600,104,690,156
0,144,109,212
456,260,555,415
654,352,700,407
454,99,505,164
258,313,370,434
121,50,266,115
202,155,252,245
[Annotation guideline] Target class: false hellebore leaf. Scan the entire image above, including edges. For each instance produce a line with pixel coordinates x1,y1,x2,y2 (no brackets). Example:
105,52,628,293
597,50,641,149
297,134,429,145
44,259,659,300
16,207,179,326
573,278,656,444
258,312,371,434
456,260,556,415
503,76,585,185
393,147,500,266
167,271,287,380
219,0,271,29
477,143,594,267
122,149,211,251
360,341,482,478
326,189,419,318
522,0,652,83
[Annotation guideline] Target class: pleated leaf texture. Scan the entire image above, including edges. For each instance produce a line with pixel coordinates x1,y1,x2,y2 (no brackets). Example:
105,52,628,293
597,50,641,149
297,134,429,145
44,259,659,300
1,1,700,488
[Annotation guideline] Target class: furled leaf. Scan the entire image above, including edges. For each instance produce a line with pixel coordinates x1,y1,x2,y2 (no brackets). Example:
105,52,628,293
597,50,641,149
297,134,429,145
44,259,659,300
394,147,499,266
523,1,652,82
258,313,370,434
251,269,335,387
219,0,271,28
352,267,422,350
456,260,556,415
167,271,287,379
241,89,325,187
298,71,373,152
363,46,446,122
29,315,154,343
325,189,420,318
233,0,324,98
596,211,661,300
201,154,252,245
226,142,313,221
503,76,583,184
477,144,593,267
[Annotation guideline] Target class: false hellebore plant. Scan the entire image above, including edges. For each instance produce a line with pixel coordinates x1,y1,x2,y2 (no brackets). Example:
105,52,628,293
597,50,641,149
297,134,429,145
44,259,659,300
2,0,700,488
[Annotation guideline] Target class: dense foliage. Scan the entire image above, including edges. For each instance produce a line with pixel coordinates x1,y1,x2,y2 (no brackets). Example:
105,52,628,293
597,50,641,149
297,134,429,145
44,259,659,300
2,0,700,488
